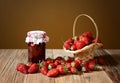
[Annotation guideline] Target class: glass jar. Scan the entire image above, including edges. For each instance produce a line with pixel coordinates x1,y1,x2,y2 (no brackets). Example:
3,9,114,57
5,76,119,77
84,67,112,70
28,42,45,63
25,30,49,63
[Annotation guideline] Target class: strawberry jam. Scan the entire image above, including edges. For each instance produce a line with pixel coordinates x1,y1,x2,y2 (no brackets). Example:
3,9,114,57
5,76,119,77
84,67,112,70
25,30,49,63
28,42,45,63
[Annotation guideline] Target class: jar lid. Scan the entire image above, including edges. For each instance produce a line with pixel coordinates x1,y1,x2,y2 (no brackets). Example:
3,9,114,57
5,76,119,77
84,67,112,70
25,30,49,44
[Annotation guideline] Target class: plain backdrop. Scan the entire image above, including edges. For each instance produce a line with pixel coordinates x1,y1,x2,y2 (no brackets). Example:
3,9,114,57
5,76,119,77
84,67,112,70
0,0,120,49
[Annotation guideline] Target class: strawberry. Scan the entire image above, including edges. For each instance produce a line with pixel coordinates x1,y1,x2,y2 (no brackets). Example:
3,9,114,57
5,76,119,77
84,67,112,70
39,60,48,68
82,61,90,72
56,65,68,75
48,63,56,70
97,57,104,65
46,59,53,64
65,62,72,70
63,42,71,50
66,38,74,44
40,66,48,75
83,31,93,38
28,63,39,73
92,38,101,43
71,61,80,68
70,67,78,74
47,68,59,77
75,57,82,65
16,63,28,74
27,62,33,68
55,56,63,60
60,59,66,64
70,44,77,51
64,56,74,63
54,60,60,66
79,35,91,45
75,41,86,50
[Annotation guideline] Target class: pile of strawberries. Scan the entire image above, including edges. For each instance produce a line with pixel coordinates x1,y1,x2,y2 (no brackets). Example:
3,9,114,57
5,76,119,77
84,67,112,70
16,56,104,77
63,31,101,51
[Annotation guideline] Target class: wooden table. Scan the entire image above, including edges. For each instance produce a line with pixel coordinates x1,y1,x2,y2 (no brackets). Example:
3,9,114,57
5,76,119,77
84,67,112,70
0,49,120,83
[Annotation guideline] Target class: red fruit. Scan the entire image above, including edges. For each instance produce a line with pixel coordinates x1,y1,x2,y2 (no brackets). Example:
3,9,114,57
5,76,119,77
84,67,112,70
16,63,28,74
82,61,90,72
75,58,82,65
71,61,80,68
79,35,90,45
75,41,86,50
70,67,78,74
66,63,72,70
89,59,96,64
39,60,48,67
28,63,39,73
88,61,95,70
46,59,53,64
92,38,101,43
48,63,56,70
97,57,104,65
70,44,77,51
47,68,59,77
40,66,48,75
64,56,74,63
27,62,33,68
83,31,93,38
56,65,68,75
54,60,60,66
66,38,74,44
60,59,66,64
63,42,71,50
55,56,63,60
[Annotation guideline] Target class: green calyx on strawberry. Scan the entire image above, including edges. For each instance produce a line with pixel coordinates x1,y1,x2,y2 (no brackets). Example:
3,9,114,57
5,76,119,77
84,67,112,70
70,67,78,74
56,65,68,75
63,56,74,63
38,60,48,68
48,63,56,70
40,66,48,75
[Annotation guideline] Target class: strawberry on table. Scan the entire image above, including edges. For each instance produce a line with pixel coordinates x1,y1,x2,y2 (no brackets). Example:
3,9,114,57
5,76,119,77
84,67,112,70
16,63,29,74
70,67,78,74
47,68,59,77
40,66,48,75
28,63,39,73
64,56,74,63
39,60,48,68
97,57,104,65
54,59,60,66
56,65,68,75
65,62,72,70
48,63,56,70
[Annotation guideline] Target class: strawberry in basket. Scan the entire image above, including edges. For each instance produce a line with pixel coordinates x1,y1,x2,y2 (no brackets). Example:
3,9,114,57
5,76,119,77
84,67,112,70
63,31,102,51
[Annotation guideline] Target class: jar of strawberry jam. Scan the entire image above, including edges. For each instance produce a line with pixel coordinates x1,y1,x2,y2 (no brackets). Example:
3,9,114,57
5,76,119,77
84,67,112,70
25,30,49,63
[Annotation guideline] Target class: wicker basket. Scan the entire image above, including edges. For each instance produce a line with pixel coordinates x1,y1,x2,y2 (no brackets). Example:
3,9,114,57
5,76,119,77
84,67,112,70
63,14,103,61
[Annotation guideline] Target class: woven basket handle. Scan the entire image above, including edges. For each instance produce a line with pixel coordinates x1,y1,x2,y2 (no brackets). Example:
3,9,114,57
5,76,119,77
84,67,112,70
73,14,99,44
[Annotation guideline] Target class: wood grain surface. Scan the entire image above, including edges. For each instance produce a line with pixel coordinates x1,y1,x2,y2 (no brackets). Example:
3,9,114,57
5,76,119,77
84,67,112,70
0,49,120,83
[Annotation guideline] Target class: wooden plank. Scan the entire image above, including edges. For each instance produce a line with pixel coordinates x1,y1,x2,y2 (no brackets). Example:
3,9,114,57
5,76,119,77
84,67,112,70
0,49,28,83
83,71,112,83
95,50,120,83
